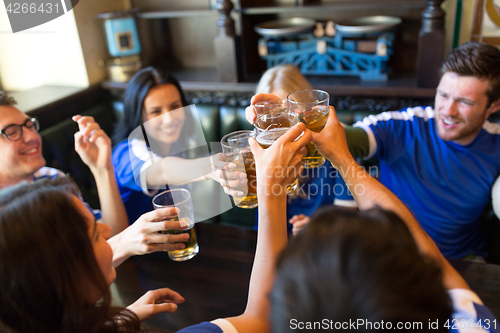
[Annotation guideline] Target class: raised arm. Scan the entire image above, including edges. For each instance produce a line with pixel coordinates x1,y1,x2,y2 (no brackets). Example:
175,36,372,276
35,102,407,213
73,115,129,235
143,154,246,197
225,123,310,333
311,107,469,291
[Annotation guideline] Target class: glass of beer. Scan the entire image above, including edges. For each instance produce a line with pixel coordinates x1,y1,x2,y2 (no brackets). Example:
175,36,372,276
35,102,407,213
221,130,258,209
287,89,330,168
152,189,199,261
254,111,300,193
254,100,287,117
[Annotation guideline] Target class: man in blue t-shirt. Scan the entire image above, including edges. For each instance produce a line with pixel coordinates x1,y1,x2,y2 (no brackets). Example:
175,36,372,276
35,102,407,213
345,42,500,259
269,42,500,260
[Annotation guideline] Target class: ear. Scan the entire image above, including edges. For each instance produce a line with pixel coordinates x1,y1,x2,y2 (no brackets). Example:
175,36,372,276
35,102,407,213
486,99,500,117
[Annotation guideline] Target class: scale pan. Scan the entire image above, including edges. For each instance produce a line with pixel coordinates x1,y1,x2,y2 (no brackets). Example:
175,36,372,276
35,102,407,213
255,17,316,37
335,16,402,36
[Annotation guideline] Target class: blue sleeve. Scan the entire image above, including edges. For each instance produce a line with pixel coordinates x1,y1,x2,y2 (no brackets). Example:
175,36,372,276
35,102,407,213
335,175,354,202
112,141,145,193
176,322,223,333
353,108,426,163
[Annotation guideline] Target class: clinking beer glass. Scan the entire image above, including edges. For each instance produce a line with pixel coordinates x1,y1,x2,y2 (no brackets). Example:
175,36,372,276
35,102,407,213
287,89,330,168
221,130,258,209
152,188,199,261
254,111,300,193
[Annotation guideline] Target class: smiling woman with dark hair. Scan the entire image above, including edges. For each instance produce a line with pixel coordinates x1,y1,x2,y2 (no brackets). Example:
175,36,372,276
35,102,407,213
112,67,243,223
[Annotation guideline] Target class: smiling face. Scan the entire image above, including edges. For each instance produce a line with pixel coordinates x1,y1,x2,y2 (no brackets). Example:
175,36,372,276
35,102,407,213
434,72,500,146
142,83,185,150
0,106,45,187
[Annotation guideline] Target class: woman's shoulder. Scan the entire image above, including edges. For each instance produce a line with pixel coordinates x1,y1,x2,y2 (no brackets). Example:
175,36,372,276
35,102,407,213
176,319,238,333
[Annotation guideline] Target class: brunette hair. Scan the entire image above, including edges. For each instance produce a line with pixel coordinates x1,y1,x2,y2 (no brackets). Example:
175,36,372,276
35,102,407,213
255,65,312,96
441,41,500,107
0,177,144,333
0,90,16,106
270,206,451,333
112,66,192,147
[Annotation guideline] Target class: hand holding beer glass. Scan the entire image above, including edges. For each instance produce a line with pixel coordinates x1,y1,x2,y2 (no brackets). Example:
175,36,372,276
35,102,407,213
254,111,301,193
253,99,287,117
152,189,199,261
221,130,258,209
287,89,330,168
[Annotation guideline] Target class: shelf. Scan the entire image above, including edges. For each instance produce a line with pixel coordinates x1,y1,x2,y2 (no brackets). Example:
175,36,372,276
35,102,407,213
101,68,436,98
137,9,217,19
239,0,427,15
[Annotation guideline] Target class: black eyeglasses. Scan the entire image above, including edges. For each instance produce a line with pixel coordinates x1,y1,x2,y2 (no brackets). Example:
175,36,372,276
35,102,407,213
0,118,40,141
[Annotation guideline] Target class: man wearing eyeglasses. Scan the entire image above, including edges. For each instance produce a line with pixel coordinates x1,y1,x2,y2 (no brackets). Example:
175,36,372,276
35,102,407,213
0,92,129,236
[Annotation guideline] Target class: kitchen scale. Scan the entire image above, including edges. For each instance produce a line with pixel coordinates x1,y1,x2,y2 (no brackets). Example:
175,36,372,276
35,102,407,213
255,16,401,81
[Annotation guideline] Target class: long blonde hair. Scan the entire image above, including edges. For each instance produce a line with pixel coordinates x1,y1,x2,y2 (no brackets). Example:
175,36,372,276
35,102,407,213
255,65,312,95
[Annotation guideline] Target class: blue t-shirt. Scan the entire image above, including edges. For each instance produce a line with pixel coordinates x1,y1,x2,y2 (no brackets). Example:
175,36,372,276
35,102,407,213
354,107,500,258
112,139,169,223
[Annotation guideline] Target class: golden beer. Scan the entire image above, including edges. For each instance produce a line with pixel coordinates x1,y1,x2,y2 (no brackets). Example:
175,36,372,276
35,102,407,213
165,224,199,262
152,189,198,261
299,106,329,168
287,90,330,169
221,130,258,209
225,151,257,209
255,128,298,193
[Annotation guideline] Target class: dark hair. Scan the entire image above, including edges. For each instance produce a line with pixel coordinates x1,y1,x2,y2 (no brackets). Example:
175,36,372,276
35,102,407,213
0,90,16,106
0,177,144,333
112,66,192,148
441,41,500,107
270,206,451,333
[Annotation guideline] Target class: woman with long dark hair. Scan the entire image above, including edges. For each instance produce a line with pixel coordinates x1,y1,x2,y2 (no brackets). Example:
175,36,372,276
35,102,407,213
112,67,242,223
0,177,184,333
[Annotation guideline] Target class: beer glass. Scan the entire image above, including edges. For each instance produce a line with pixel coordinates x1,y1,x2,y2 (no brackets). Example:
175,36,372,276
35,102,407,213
152,189,199,261
221,130,258,209
287,89,330,168
254,100,287,117
254,111,300,193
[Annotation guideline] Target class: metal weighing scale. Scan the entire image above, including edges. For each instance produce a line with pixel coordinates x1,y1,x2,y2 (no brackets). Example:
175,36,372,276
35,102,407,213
255,16,402,81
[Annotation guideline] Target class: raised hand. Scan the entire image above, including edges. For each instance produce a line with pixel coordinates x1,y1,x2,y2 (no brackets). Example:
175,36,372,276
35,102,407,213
310,106,353,169
209,152,249,197
245,93,282,124
73,115,112,172
249,122,311,194
289,214,310,236
108,207,190,267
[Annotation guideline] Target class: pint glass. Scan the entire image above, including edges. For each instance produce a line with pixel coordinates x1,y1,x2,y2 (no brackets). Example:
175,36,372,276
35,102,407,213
221,130,258,209
254,111,300,193
152,189,199,261
287,89,330,168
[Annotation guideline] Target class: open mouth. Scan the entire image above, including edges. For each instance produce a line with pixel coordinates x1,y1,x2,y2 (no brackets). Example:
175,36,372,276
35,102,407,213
159,124,181,135
21,146,38,155
441,118,459,128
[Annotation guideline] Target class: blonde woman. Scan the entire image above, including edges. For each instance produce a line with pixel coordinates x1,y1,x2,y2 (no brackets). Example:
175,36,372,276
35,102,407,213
253,65,355,235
